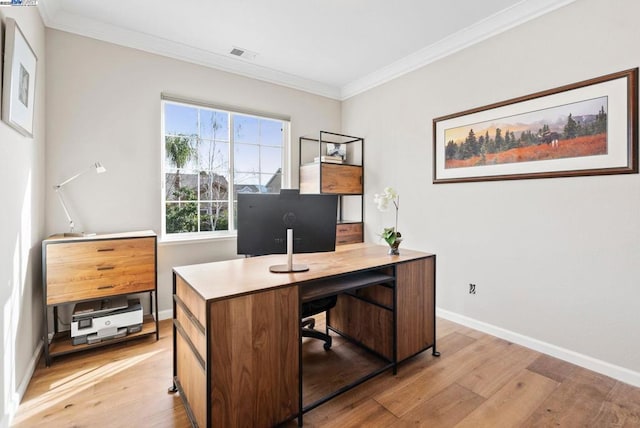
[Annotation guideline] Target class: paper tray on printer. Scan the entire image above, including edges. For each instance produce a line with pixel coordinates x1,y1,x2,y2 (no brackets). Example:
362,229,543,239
72,296,129,318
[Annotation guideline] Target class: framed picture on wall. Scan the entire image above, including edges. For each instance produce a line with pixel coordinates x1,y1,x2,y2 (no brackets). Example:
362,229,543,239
433,68,638,183
2,18,38,137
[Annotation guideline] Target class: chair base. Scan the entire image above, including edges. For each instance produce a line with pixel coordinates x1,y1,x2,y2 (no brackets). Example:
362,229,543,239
301,317,332,350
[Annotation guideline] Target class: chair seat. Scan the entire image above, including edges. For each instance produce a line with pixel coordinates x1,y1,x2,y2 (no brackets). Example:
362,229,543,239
302,295,337,350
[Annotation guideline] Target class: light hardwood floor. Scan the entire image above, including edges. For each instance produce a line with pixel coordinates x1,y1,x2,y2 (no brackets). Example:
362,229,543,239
12,317,640,427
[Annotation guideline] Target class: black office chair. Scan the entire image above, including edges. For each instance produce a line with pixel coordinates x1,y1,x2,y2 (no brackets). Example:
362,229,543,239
301,295,337,350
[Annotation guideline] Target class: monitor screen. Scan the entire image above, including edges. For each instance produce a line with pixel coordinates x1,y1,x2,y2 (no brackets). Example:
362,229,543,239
237,189,338,256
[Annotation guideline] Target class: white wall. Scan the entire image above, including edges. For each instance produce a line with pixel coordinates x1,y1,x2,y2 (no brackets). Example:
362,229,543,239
0,8,46,428
14,4,636,424
343,0,640,384
45,30,341,318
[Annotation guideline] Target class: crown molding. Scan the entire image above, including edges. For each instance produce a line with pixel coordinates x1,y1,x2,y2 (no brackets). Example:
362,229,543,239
340,0,577,100
37,0,58,25
39,0,576,102
37,1,341,100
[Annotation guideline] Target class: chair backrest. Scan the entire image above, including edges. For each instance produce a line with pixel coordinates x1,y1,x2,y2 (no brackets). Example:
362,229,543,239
302,296,337,318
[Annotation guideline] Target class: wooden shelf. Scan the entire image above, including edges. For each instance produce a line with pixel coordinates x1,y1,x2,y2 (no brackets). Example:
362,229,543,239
48,314,157,357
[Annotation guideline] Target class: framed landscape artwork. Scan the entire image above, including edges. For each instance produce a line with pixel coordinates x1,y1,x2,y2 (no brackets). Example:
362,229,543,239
2,18,38,137
433,68,638,183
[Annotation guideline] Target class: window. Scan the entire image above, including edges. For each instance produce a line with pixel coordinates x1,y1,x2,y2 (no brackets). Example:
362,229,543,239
161,98,289,239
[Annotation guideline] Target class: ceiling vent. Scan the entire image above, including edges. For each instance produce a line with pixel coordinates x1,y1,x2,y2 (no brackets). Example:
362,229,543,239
230,46,258,60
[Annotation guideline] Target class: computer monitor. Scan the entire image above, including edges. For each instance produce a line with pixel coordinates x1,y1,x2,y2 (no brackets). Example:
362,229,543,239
237,189,338,273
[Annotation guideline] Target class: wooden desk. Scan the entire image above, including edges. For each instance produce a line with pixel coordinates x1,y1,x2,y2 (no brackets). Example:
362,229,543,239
171,243,437,427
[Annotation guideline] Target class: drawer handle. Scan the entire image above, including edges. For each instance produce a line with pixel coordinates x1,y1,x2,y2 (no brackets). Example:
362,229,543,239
97,266,115,271
97,285,115,290
97,248,115,252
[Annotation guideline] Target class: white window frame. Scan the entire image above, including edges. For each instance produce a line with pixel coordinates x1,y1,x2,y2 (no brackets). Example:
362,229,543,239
160,96,291,243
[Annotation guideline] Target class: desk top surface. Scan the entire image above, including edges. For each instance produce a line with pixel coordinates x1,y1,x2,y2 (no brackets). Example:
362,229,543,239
173,243,434,302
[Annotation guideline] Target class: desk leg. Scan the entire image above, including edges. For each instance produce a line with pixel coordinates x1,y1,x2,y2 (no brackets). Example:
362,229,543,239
432,345,441,357
432,257,440,358
168,273,179,393
298,298,304,427
393,269,398,375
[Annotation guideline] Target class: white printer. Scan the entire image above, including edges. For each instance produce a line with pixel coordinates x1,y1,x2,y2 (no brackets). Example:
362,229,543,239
71,296,143,345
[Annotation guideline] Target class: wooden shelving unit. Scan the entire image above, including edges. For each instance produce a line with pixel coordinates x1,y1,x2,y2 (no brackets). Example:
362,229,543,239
299,131,364,245
42,230,159,366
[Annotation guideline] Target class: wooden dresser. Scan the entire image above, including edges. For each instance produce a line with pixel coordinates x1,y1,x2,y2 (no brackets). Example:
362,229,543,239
42,230,158,366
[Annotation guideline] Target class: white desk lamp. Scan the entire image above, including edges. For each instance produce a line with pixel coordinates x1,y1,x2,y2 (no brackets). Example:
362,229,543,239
54,162,106,237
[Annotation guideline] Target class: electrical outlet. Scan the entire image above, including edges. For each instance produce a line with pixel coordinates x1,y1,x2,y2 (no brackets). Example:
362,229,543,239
469,283,476,294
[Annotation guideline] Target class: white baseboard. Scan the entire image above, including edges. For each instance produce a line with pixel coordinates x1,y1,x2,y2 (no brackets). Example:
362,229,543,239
157,308,173,321
8,341,43,426
436,308,640,388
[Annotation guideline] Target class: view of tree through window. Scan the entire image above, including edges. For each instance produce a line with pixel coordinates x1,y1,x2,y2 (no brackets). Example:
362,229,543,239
162,100,286,236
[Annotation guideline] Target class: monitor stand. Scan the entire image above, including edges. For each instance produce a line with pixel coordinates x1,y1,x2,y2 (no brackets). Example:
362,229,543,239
269,229,309,273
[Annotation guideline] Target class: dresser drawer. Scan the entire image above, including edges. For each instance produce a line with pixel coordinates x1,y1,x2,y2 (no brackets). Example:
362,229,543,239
336,222,363,245
46,253,155,282
45,237,155,265
176,330,206,428
46,270,155,304
176,276,206,328
320,163,363,194
300,163,364,195
45,237,156,304
176,302,206,361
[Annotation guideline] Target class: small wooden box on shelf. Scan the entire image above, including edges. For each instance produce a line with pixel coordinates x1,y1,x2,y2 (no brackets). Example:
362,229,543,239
41,230,158,366
299,131,364,245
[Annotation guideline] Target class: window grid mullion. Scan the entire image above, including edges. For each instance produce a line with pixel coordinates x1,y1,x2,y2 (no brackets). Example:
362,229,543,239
196,110,202,232
229,113,235,231
258,120,262,186
162,101,285,237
